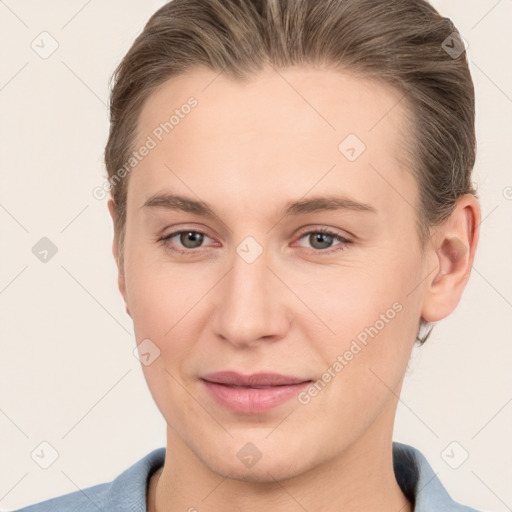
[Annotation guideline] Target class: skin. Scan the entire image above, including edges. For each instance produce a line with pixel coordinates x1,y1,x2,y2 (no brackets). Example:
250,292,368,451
107,65,480,512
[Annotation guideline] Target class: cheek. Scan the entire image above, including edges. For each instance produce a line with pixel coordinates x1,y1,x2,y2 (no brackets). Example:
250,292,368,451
303,300,414,441
299,251,420,395
125,260,201,423
298,262,410,345
123,241,189,351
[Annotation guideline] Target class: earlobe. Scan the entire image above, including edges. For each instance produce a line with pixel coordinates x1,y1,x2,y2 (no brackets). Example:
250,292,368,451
421,195,480,322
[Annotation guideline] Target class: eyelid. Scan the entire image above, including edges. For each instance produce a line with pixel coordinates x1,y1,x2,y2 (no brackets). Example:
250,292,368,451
160,225,351,241
159,227,214,247
295,225,352,241
159,224,352,256
293,227,352,254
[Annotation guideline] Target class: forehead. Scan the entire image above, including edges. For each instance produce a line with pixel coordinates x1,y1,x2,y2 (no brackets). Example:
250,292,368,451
129,65,416,220
137,65,408,143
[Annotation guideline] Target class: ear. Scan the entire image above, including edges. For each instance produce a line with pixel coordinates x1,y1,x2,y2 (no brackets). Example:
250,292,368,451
421,194,480,323
107,199,131,318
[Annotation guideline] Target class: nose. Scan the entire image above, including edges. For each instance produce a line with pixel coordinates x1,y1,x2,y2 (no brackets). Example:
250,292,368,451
211,241,292,348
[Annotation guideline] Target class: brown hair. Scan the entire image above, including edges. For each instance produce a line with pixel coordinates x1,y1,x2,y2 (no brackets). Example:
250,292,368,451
104,0,478,345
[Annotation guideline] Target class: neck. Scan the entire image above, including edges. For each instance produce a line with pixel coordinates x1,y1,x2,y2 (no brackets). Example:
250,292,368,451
148,409,412,512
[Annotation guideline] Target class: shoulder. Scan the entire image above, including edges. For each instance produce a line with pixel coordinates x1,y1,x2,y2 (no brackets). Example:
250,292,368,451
393,441,485,512
12,447,166,512
12,482,109,512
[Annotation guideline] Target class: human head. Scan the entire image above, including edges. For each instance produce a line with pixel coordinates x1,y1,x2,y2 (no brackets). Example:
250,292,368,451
103,0,480,494
104,0,478,345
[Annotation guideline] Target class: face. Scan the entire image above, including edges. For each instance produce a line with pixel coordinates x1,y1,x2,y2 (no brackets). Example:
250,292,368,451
111,65,430,481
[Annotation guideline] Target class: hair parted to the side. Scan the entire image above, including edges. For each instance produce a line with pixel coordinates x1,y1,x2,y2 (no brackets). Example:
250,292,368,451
104,0,478,346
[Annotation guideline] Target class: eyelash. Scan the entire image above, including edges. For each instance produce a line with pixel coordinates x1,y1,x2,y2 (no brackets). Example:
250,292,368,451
158,227,352,256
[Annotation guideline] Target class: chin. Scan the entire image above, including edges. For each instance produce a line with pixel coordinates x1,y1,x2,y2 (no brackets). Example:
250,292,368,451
197,436,315,483
208,457,308,483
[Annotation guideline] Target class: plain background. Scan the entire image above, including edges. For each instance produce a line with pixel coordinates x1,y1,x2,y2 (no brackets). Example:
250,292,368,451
0,0,511,510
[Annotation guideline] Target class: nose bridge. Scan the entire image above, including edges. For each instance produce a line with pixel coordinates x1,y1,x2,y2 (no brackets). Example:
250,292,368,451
213,234,288,345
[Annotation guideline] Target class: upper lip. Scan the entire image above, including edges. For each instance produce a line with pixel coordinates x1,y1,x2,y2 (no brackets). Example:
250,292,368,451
201,371,311,387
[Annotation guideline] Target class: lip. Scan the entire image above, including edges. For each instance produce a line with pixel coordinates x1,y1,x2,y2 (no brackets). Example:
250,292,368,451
201,371,312,414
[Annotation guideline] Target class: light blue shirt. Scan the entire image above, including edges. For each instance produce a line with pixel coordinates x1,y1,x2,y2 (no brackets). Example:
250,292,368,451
14,442,483,511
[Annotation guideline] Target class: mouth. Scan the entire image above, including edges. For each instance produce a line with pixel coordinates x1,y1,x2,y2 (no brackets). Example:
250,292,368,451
200,371,313,414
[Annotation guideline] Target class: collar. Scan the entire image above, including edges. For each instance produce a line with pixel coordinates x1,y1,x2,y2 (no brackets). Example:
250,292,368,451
106,442,481,511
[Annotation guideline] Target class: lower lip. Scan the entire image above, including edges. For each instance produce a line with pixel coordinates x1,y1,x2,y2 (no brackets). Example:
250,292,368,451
202,379,311,414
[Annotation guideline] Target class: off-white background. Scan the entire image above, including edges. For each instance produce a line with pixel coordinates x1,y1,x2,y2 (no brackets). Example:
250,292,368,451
0,1,511,510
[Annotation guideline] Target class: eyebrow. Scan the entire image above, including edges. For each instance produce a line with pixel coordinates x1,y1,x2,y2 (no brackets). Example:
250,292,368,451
140,193,377,219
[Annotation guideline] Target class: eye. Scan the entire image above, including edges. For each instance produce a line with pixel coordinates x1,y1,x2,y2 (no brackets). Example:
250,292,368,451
159,229,212,253
158,227,352,255
295,228,352,254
